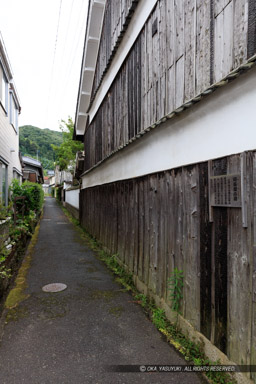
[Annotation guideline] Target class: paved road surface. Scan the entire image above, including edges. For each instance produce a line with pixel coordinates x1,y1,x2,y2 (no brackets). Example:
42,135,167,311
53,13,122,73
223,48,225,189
0,197,206,384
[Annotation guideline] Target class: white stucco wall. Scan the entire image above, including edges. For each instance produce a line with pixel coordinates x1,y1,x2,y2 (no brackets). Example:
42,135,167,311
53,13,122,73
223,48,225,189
65,188,80,209
82,67,256,189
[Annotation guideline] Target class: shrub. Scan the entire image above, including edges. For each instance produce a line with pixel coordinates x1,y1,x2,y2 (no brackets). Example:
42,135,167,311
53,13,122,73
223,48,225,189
56,187,62,202
10,180,44,215
0,202,10,220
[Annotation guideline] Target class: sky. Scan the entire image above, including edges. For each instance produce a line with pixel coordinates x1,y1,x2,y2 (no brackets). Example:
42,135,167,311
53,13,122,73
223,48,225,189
0,0,88,131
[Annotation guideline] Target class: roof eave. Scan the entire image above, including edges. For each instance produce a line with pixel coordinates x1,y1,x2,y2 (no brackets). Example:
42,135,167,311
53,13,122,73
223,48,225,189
74,0,106,138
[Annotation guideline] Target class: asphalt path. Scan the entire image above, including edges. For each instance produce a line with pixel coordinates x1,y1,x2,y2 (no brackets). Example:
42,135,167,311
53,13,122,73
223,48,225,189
0,197,206,384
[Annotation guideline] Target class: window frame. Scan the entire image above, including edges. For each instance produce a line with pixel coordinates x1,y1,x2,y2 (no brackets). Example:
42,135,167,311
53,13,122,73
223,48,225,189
0,157,8,206
0,63,8,114
9,91,19,133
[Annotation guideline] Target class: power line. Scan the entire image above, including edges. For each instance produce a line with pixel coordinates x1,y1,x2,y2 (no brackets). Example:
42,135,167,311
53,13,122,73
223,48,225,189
56,0,88,120
60,0,75,65
44,0,63,128
51,0,81,114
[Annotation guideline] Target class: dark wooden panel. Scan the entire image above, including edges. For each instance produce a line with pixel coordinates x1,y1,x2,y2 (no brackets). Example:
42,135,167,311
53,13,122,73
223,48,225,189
213,207,227,353
199,162,212,339
91,0,140,101
85,35,142,173
137,178,145,282
212,157,228,354
248,0,256,58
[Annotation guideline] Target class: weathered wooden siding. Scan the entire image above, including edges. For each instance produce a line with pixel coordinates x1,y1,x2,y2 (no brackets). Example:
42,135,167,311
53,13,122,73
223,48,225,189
80,151,256,377
84,35,142,171
84,0,250,173
248,0,256,58
91,0,139,101
213,0,249,82
81,166,201,330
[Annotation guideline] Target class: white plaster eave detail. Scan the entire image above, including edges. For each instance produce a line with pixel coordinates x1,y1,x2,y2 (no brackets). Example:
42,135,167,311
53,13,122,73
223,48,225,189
75,0,106,136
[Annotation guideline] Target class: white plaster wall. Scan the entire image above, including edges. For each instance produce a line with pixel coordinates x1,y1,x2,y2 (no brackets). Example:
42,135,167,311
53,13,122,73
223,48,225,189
82,67,256,189
0,106,21,186
65,189,80,209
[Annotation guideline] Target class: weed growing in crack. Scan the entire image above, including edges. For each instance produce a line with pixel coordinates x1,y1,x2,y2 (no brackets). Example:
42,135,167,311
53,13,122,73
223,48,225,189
167,267,184,314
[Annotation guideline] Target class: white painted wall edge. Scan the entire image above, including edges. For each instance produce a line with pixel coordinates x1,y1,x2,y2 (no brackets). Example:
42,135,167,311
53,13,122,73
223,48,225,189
82,67,256,189
65,188,80,209
88,0,158,123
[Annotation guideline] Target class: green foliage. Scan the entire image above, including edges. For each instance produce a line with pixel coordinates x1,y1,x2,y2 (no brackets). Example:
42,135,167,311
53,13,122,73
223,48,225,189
0,265,11,279
55,187,62,202
10,179,44,214
52,117,83,171
152,308,166,329
134,293,148,308
19,125,63,170
0,182,43,283
168,267,184,313
51,188,55,198
0,201,11,220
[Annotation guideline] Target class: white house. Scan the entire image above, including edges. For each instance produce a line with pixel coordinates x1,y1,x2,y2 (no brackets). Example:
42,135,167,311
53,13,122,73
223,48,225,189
0,32,21,206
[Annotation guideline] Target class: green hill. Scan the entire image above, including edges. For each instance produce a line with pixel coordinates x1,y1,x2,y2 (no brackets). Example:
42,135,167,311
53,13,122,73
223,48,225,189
19,125,63,170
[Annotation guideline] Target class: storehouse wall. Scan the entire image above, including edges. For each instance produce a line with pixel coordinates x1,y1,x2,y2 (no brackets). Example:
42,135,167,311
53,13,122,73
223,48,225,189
80,151,256,378
84,0,250,173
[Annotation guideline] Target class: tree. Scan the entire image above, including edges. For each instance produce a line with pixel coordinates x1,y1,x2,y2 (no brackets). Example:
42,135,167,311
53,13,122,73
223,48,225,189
52,117,84,171
19,125,63,170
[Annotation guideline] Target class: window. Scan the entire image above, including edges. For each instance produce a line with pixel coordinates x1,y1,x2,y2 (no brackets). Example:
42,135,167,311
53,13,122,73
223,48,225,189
0,161,8,206
0,64,8,112
13,169,22,184
9,93,19,133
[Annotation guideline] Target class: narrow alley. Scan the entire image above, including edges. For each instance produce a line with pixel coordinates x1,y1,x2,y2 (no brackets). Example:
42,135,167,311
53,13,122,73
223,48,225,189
0,197,205,384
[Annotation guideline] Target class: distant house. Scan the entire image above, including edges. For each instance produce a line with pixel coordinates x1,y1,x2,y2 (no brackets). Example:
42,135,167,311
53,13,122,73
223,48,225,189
0,32,22,206
22,156,44,184
54,165,73,200
42,176,49,194
48,173,55,194
47,170,54,177
74,0,256,379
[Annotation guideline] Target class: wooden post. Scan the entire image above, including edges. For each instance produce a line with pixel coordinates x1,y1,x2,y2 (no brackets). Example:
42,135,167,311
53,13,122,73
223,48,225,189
208,160,213,222
241,152,248,228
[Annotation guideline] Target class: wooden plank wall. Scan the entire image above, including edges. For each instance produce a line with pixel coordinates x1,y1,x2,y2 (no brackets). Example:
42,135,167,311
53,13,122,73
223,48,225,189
80,151,256,376
211,158,228,353
84,0,249,173
248,0,256,59
252,154,256,382
81,166,201,330
199,162,212,340
213,0,248,82
84,35,142,171
91,0,139,100
227,153,254,367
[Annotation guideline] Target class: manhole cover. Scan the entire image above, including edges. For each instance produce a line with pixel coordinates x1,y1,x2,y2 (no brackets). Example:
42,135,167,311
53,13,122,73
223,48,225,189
42,283,67,293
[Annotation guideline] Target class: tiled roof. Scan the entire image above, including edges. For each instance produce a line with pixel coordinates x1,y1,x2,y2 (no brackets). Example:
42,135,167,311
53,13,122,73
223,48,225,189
22,156,42,167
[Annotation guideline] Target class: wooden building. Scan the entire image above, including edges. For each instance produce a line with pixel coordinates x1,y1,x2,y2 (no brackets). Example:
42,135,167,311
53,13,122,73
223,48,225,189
75,0,256,379
22,156,44,184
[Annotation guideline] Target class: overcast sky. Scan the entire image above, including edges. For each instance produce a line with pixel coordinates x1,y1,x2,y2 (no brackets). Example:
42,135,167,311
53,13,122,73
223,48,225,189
0,0,88,131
